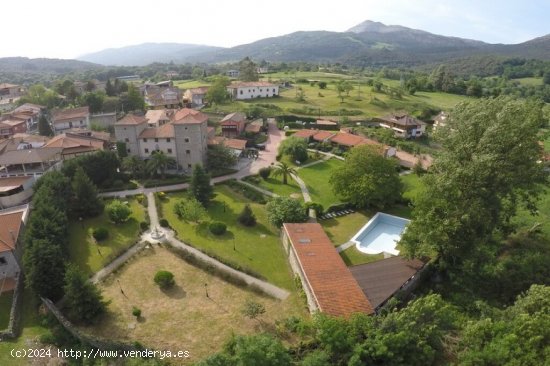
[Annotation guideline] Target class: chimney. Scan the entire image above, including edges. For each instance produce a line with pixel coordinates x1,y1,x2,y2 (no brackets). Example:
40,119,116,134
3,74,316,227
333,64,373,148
9,229,16,244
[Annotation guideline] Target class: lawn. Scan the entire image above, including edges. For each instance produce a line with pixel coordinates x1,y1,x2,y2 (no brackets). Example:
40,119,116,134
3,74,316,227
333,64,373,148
513,77,543,86
244,175,303,198
298,158,345,208
320,211,371,246
84,246,307,363
340,246,384,266
401,173,425,202
68,197,146,275
0,288,51,366
173,80,212,89
514,186,550,240
161,185,295,289
0,291,13,329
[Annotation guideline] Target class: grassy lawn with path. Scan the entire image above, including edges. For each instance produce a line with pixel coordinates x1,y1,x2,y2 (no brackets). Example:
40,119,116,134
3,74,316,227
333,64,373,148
84,246,307,363
321,211,371,246
298,158,345,208
68,197,146,276
244,175,302,198
161,185,295,289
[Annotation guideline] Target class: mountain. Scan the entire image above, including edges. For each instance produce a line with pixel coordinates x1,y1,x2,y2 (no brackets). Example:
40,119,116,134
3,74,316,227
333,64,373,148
77,43,224,66
186,21,550,67
0,57,101,73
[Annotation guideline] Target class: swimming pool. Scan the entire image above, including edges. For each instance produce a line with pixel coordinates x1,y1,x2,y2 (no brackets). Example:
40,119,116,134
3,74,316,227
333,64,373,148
351,213,410,256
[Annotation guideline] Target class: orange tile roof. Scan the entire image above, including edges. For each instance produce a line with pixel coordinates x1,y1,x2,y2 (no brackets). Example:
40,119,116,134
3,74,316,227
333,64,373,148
330,133,365,147
312,130,336,142
245,123,262,133
293,129,319,139
44,134,104,151
0,208,25,253
223,138,247,150
316,119,338,126
172,108,208,125
52,107,90,123
283,223,374,317
139,123,175,139
116,114,148,126
0,176,32,192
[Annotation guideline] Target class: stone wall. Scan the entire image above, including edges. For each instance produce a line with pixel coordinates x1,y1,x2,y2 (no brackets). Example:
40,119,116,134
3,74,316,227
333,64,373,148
0,274,24,340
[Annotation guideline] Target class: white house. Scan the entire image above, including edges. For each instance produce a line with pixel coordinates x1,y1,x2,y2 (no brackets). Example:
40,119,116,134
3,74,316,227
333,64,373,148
227,82,279,100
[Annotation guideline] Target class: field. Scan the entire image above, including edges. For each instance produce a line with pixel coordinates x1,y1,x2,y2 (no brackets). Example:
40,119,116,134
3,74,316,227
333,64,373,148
340,246,384,266
68,197,146,275
298,158,344,208
244,175,303,198
161,185,295,289
320,211,371,246
84,246,307,363
512,77,543,86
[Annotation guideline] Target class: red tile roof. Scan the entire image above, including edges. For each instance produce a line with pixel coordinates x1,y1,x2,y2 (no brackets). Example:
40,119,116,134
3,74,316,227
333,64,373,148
0,176,32,193
283,223,374,317
0,208,26,253
312,130,336,142
52,107,90,123
44,133,104,151
330,133,365,147
139,124,175,139
172,108,208,125
116,114,148,126
293,129,319,139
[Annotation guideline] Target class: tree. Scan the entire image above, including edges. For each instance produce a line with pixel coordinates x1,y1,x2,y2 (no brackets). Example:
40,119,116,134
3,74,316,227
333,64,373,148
259,167,271,180
122,155,144,178
329,145,402,209
207,144,238,171
62,150,121,188
174,197,207,223
241,300,265,323
278,137,309,163
239,57,259,82
122,84,145,111
401,97,546,268
206,76,230,106
105,79,116,96
106,200,132,224
154,270,175,289
147,150,175,179
189,164,213,206
318,81,327,89
543,70,550,85
266,196,307,227
23,239,66,301
238,204,256,226
38,115,52,136
64,265,106,324
271,162,298,185
71,167,104,218
81,91,105,113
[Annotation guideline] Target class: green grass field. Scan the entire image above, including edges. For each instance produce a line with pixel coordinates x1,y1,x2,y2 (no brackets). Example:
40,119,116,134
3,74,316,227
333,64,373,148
298,158,345,208
173,80,211,89
244,175,303,198
321,211,371,246
68,198,146,275
340,246,384,266
161,185,295,289
512,77,543,86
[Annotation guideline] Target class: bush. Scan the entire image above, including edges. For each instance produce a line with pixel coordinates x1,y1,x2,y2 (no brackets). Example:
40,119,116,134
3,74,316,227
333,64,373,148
259,167,271,180
140,221,149,231
154,270,175,289
106,200,132,224
225,180,267,204
209,222,227,235
238,204,257,226
132,307,141,318
326,202,354,213
159,218,169,228
305,202,324,216
92,227,109,241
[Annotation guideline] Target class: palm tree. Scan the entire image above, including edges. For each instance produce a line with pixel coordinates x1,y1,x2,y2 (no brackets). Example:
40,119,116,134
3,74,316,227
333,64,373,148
122,155,143,178
271,162,297,185
147,151,175,179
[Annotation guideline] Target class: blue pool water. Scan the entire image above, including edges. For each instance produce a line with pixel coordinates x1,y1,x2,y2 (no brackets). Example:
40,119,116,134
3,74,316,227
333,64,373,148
351,213,410,256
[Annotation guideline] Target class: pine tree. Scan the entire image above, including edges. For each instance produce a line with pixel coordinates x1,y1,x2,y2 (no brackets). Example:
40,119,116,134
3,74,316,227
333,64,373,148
189,164,213,207
71,167,104,218
64,264,106,324
105,79,116,96
38,114,53,136
23,239,66,301
238,204,256,226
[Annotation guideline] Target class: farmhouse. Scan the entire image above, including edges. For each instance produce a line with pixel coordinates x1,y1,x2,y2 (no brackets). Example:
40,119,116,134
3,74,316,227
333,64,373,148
220,112,247,138
43,133,106,160
227,81,279,100
0,118,27,138
375,114,426,138
183,87,209,107
0,147,62,178
0,83,24,109
0,205,29,293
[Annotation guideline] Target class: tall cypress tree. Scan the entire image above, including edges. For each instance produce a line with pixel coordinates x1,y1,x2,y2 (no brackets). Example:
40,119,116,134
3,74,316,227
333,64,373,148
38,114,53,136
71,167,104,218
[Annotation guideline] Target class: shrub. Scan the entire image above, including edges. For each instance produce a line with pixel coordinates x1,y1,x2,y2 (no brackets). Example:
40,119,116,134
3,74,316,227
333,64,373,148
92,227,109,241
132,307,141,318
159,218,169,227
305,202,324,216
259,167,271,180
209,222,227,235
106,200,131,224
238,204,257,227
154,270,175,289
136,194,145,203
140,221,149,231
326,202,354,213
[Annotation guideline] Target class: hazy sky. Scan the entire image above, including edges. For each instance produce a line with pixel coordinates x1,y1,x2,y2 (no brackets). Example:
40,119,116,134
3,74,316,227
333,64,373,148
3,0,549,59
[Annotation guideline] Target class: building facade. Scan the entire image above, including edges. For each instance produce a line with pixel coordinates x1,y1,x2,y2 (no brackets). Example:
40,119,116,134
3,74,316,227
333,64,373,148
227,82,279,100
51,107,90,135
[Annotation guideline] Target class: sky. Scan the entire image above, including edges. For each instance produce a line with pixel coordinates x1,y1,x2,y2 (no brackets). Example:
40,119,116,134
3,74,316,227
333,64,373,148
2,0,549,59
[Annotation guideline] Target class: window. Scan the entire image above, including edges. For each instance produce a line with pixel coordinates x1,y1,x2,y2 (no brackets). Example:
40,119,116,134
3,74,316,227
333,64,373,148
154,138,158,142
166,138,171,142
144,148,149,153
143,138,148,142
260,89,263,92
184,138,189,143
240,90,243,95
127,149,130,153
187,164,192,169
273,88,275,92
167,148,172,154
0,257,6,265
124,138,129,142
186,150,191,154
